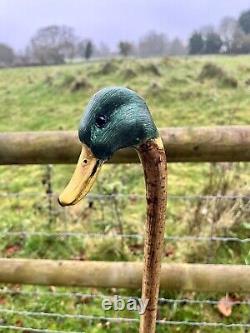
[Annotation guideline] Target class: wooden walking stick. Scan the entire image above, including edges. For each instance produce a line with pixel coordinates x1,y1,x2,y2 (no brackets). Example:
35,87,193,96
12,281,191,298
59,87,167,333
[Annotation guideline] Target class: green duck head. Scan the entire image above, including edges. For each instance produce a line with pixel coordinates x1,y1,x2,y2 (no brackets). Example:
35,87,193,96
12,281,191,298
59,87,159,206
79,87,158,160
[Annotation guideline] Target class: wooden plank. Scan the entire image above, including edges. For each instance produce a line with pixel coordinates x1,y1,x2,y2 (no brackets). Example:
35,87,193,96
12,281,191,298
0,259,249,293
0,126,249,164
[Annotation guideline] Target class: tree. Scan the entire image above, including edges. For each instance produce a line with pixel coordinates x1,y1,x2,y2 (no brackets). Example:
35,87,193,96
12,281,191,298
231,27,250,54
238,9,250,34
84,41,94,60
189,32,204,54
200,25,215,36
0,43,15,66
138,31,169,57
219,17,238,53
118,41,133,57
231,27,245,53
77,40,86,58
169,38,187,55
77,39,94,60
204,32,223,54
240,34,250,53
29,25,77,65
98,42,111,58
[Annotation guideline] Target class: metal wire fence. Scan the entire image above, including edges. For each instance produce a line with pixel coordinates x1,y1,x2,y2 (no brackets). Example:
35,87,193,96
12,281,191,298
1,289,250,306
0,231,249,244
0,164,249,332
0,300,249,331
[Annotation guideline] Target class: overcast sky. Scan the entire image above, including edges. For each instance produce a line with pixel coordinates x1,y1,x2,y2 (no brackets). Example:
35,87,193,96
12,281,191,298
0,0,250,51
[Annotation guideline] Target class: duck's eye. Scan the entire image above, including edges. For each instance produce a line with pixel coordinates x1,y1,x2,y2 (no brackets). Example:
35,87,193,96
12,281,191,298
95,114,108,128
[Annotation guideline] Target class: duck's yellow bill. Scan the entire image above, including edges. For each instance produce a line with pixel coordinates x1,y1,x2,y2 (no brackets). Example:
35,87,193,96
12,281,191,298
58,144,103,206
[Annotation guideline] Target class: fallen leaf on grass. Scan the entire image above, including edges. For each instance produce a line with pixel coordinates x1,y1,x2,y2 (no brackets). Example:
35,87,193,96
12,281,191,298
15,319,23,327
0,297,6,305
4,244,21,257
217,296,235,317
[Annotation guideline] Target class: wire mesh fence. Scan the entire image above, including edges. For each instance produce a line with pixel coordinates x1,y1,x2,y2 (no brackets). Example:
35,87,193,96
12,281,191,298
0,163,249,332
0,286,249,331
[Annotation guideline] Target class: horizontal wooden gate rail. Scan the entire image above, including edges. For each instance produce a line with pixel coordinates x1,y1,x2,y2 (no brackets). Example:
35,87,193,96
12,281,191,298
0,126,250,164
0,259,249,293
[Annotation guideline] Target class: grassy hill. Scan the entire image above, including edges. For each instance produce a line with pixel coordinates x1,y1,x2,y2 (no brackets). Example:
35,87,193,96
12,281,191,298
0,56,249,332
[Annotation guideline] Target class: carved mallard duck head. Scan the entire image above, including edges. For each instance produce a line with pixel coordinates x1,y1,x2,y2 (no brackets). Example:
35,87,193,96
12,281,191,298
59,87,159,206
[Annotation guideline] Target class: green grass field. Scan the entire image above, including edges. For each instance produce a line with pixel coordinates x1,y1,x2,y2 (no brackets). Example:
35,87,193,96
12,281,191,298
0,56,249,332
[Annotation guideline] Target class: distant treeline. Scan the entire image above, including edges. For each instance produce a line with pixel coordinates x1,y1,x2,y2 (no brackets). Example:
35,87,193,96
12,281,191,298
0,8,250,67
0,29,187,67
189,9,250,55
